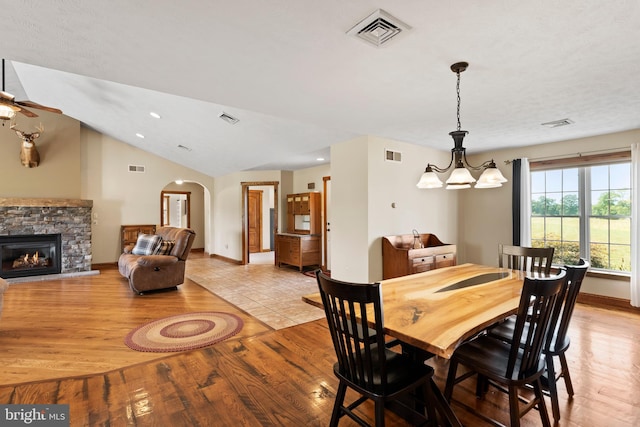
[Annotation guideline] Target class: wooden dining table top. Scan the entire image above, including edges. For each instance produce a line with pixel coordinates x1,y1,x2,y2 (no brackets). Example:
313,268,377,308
302,263,528,359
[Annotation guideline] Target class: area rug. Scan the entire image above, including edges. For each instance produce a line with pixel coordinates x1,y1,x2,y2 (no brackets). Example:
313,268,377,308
124,311,243,352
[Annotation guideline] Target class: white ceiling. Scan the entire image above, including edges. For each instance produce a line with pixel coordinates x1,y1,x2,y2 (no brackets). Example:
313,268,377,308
2,1,640,177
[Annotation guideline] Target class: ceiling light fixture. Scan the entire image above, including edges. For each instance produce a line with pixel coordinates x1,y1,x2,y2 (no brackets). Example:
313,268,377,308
149,112,161,119
417,62,507,190
135,133,145,139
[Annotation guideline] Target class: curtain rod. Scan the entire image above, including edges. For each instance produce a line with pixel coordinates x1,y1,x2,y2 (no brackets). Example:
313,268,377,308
505,146,631,164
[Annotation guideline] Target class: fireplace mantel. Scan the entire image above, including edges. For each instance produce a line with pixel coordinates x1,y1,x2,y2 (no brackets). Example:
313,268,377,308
0,198,93,208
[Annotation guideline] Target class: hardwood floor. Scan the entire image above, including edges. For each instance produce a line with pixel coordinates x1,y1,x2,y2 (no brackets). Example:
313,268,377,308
1,256,639,426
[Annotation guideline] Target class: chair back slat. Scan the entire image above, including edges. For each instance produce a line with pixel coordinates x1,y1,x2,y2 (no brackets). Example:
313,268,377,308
498,244,555,275
549,259,589,351
506,269,566,379
316,271,388,390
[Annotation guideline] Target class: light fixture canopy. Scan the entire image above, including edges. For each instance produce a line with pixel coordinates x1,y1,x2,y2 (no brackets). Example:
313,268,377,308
0,104,16,121
417,62,507,190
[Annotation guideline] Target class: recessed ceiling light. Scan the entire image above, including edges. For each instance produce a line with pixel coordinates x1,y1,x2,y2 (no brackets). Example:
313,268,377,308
316,157,325,161
175,180,184,185
149,112,161,119
136,133,145,139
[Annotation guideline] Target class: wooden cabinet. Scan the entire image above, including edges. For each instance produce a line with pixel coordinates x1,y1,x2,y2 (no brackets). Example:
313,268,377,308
275,233,321,271
382,233,456,279
285,192,321,234
120,224,156,253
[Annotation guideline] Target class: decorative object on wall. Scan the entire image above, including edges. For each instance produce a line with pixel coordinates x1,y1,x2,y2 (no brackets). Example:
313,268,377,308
10,123,44,168
417,62,507,190
0,59,62,123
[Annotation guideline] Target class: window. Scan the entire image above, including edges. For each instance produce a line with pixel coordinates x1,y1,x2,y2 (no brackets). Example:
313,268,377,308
531,157,631,273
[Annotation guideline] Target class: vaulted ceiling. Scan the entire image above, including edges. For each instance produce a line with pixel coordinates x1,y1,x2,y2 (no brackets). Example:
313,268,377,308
3,1,640,177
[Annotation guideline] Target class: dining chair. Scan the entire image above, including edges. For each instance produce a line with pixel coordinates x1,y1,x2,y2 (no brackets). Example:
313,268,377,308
315,271,456,427
444,270,567,427
498,244,555,275
486,259,590,421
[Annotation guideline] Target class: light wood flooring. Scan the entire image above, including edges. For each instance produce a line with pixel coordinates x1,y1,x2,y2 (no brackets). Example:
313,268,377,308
0,255,639,426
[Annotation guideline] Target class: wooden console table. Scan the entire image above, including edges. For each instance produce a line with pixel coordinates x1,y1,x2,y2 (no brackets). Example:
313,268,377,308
382,233,456,279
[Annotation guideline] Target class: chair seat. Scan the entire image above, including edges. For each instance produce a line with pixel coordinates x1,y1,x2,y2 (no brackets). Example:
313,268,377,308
334,346,434,395
452,335,546,384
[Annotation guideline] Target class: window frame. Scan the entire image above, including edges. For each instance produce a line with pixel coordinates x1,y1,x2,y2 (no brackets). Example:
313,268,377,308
530,151,631,274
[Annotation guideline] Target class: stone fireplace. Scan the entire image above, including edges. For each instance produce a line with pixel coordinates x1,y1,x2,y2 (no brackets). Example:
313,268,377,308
0,198,92,279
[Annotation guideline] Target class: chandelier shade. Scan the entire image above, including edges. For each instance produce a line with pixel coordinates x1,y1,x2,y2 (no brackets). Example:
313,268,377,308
417,62,507,190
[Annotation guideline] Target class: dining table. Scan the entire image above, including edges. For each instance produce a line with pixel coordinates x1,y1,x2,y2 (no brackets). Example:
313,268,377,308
302,263,529,359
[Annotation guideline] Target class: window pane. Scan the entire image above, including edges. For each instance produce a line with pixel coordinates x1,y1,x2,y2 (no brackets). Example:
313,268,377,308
591,165,609,190
562,168,579,192
531,171,545,193
562,217,580,241
610,218,631,245
611,190,631,216
531,217,544,240
546,193,562,216
590,217,609,243
545,217,561,241
610,244,631,271
590,243,609,269
562,192,579,215
546,170,562,192
610,163,631,189
591,190,609,216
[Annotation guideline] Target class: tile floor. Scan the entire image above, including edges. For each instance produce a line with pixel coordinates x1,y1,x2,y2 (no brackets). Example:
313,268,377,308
186,256,325,329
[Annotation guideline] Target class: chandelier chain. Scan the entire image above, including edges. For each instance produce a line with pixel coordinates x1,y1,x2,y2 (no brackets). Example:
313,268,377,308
456,70,461,131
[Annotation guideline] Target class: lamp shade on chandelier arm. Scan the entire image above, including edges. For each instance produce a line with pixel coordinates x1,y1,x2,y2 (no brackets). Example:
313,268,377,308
416,61,508,190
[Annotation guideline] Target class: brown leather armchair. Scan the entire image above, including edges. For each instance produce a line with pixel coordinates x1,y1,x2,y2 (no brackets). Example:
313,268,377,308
118,226,196,294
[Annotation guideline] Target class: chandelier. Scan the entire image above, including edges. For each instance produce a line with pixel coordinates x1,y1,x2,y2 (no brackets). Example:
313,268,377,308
417,62,507,190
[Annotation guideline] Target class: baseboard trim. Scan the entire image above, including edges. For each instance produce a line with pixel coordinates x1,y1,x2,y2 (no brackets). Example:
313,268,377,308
577,292,640,313
210,254,242,265
92,262,118,271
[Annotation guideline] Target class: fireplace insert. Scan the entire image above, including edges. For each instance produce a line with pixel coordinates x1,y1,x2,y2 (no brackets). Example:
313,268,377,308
0,234,62,279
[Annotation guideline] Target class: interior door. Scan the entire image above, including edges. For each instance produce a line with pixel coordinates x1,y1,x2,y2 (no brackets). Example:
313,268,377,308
248,190,263,253
323,176,331,271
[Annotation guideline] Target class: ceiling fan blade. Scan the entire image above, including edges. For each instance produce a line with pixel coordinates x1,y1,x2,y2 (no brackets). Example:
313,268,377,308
17,106,39,118
16,100,62,114
0,90,15,102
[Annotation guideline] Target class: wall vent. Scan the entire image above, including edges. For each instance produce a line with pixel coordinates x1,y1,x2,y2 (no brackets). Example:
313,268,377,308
385,149,402,163
542,118,574,128
219,112,239,124
128,164,146,173
347,9,411,47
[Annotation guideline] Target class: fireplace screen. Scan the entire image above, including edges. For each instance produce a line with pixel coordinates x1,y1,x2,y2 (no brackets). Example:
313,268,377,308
0,234,62,279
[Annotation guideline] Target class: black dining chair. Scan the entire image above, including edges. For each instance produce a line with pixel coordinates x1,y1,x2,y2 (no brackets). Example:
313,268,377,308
315,270,458,427
444,270,567,427
487,259,590,421
498,244,555,275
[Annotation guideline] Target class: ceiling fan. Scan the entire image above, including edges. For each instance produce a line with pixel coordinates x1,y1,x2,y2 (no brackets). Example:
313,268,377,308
1,58,62,121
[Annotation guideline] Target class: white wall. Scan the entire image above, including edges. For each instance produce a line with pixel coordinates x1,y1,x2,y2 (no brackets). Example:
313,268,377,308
212,170,284,261
293,164,330,193
330,135,457,282
81,127,214,263
461,129,640,299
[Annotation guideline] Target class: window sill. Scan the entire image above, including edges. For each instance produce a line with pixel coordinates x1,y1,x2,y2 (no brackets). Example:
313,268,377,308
586,270,630,282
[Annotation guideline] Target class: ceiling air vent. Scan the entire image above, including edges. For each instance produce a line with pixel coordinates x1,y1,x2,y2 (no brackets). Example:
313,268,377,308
347,9,411,47
128,165,145,173
541,118,574,128
385,149,402,163
219,112,239,124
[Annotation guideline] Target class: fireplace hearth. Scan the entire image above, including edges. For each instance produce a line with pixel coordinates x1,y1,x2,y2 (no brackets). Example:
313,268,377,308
0,234,62,279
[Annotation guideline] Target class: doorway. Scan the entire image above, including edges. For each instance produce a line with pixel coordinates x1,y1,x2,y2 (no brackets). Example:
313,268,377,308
241,181,279,265
160,190,191,228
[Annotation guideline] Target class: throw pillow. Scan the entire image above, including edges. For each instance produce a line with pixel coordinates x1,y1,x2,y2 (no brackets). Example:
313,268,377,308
131,234,163,256
154,239,175,256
